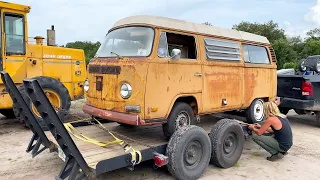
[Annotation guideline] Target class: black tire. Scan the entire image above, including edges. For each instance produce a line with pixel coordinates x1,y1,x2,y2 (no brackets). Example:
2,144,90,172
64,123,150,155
166,125,211,180
313,60,320,73
162,102,197,139
316,112,320,127
298,59,307,72
0,109,16,119
13,76,71,129
245,99,265,123
209,118,244,168
294,109,306,115
279,107,290,115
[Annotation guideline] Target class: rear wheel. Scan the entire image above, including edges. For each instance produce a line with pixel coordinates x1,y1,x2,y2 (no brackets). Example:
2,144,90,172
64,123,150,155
13,76,71,129
245,99,265,123
162,102,197,139
209,119,244,168
316,112,320,127
294,109,306,115
279,107,290,115
166,125,211,180
0,109,16,119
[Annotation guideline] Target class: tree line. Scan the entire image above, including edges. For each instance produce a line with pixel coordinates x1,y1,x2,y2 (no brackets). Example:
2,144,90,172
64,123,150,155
64,21,320,70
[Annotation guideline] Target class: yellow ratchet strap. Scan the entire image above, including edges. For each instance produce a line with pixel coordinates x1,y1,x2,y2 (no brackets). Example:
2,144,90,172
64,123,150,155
64,119,142,165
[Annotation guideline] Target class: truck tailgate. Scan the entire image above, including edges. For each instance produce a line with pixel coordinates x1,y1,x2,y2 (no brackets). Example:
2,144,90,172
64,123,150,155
277,75,307,99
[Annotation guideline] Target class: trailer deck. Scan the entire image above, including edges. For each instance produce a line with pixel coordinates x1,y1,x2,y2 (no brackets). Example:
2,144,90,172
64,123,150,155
45,117,220,171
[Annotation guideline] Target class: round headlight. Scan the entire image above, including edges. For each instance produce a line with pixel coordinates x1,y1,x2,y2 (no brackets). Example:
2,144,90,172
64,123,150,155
84,80,89,92
120,83,132,99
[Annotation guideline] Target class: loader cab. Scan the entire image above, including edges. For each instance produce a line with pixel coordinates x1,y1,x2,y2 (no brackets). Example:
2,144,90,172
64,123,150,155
0,2,28,80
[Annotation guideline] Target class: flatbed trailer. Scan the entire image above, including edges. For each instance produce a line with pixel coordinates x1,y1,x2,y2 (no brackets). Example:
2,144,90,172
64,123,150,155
0,71,249,180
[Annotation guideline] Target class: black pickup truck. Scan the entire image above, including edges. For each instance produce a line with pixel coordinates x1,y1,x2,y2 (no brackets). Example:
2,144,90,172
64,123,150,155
277,55,320,127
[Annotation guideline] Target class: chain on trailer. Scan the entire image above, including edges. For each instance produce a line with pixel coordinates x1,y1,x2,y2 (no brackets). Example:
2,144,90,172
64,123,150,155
50,103,159,167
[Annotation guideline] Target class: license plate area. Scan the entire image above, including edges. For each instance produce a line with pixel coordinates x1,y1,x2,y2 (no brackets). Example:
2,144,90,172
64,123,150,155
96,76,103,91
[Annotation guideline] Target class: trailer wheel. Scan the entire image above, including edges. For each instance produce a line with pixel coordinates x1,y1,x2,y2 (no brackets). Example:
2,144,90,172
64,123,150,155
245,99,265,123
13,76,71,129
162,102,197,139
209,119,244,168
166,125,211,180
316,112,320,127
0,109,16,119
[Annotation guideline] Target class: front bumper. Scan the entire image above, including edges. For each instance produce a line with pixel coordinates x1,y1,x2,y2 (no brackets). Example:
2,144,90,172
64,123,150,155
278,97,315,110
82,104,165,126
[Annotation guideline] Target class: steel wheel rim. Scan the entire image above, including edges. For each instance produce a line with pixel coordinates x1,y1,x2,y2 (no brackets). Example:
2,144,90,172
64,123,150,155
184,141,203,169
32,90,61,118
175,111,190,130
223,133,238,156
254,100,264,121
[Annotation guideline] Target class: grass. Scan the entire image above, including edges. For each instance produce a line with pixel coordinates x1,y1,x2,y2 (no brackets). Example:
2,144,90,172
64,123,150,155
251,152,261,156
234,162,241,167
8,158,12,161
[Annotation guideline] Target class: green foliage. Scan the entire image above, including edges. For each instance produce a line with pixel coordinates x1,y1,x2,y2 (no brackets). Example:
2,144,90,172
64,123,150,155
272,38,297,69
283,62,297,70
64,41,101,65
232,20,286,43
301,39,320,58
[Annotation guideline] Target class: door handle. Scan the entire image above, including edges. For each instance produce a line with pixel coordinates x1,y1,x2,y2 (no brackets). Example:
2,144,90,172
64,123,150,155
194,73,202,77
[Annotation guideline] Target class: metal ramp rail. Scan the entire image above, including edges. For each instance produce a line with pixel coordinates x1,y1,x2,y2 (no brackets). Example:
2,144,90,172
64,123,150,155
0,71,54,157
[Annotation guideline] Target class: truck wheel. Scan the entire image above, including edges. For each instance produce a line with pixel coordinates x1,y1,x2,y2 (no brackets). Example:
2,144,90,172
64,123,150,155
316,112,320,127
294,109,306,115
0,109,16,119
245,99,265,123
279,107,290,115
209,119,244,168
162,102,197,139
13,76,71,129
166,125,211,180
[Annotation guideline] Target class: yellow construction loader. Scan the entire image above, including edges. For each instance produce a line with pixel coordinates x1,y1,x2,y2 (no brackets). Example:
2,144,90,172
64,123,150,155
0,1,86,127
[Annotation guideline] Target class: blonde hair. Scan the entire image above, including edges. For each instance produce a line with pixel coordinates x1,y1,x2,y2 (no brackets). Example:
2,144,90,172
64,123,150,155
263,101,286,119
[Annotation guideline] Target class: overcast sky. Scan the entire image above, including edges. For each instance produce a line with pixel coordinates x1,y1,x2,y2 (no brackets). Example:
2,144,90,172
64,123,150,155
12,0,320,45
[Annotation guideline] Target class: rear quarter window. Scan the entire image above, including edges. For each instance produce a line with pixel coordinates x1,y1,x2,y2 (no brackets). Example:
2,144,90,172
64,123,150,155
242,44,270,64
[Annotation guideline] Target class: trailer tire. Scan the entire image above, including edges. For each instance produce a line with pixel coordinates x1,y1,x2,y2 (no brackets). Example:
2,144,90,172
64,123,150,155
0,109,16,119
162,102,197,139
13,76,71,130
245,99,265,123
316,112,320,127
209,119,244,168
166,125,211,180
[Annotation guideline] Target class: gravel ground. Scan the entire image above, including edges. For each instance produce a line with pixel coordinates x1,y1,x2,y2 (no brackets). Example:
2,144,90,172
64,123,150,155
0,104,319,180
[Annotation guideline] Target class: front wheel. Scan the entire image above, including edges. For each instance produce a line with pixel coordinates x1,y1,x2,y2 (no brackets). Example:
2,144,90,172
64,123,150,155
13,76,71,129
245,99,265,123
162,102,197,139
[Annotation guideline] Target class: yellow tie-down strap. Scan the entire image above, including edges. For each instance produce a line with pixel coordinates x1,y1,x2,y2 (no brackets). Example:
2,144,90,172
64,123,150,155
63,120,142,167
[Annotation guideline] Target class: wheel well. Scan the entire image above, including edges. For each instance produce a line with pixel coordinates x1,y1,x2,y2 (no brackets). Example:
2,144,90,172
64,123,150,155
175,96,198,116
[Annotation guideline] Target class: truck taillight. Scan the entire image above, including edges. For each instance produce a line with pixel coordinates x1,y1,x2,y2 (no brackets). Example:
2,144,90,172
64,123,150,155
302,81,313,96
154,153,168,167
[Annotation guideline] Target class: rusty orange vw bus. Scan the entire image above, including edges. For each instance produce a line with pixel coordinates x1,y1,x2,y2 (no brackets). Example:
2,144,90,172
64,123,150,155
83,15,277,138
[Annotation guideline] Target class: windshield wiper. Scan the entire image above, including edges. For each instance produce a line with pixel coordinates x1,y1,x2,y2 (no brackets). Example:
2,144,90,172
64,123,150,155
110,51,123,59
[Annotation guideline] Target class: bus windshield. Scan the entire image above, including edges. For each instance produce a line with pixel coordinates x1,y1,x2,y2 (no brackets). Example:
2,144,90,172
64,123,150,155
95,26,154,58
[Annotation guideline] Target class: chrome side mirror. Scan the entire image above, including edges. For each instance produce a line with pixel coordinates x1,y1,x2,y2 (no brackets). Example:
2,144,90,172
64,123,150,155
170,49,181,61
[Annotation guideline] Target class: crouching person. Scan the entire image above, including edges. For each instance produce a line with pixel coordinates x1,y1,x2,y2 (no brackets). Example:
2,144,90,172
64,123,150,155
248,101,293,161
